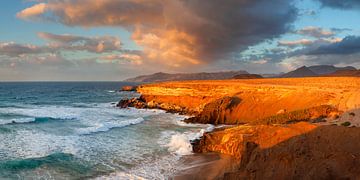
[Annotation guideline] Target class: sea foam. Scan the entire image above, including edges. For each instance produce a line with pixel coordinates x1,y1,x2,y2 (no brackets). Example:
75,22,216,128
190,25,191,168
77,117,145,135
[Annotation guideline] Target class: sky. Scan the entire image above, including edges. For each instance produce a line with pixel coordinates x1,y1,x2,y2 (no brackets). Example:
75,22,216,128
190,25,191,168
0,0,360,81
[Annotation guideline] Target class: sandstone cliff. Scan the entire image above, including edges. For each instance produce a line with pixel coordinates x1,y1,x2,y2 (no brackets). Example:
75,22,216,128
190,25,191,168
135,77,360,124
192,122,360,179
118,77,360,179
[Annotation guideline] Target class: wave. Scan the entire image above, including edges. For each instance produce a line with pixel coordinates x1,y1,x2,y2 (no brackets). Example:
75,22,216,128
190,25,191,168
159,125,214,156
77,117,145,135
0,117,77,125
0,153,98,179
0,153,75,171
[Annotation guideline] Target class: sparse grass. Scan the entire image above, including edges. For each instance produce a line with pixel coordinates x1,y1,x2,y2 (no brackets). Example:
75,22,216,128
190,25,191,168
341,121,351,127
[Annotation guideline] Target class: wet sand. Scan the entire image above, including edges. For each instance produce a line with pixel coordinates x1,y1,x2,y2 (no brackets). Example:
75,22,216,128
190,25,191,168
173,153,238,180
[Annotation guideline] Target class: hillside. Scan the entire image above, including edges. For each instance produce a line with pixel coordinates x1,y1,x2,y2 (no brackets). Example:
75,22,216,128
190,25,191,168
124,71,248,82
308,65,356,75
281,66,317,78
325,69,360,77
281,65,357,78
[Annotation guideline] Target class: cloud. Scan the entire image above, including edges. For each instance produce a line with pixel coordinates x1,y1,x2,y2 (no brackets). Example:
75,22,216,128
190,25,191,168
308,36,360,55
0,32,123,58
100,53,143,65
296,26,334,38
278,39,314,47
0,42,49,57
17,0,298,67
316,0,360,9
38,32,121,53
16,3,47,20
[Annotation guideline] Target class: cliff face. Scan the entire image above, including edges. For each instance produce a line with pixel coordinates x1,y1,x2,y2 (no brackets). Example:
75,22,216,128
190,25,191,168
124,77,360,179
136,78,360,124
193,122,360,179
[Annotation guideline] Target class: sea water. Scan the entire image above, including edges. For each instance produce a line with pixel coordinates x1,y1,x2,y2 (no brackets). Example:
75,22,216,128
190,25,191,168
0,82,213,179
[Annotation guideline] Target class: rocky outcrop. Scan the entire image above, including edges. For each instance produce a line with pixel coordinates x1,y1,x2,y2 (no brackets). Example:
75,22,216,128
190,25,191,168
184,96,242,125
117,96,191,114
121,85,137,91
116,98,146,109
193,122,360,179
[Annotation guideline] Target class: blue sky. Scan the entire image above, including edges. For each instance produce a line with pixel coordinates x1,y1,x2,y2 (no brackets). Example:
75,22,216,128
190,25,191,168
0,0,360,81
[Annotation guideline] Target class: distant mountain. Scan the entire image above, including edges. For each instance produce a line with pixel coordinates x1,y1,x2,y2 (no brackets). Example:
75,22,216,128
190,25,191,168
281,65,358,78
308,65,356,75
124,70,249,82
261,73,285,78
232,74,263,79
324,69,360,77
281,66,317,78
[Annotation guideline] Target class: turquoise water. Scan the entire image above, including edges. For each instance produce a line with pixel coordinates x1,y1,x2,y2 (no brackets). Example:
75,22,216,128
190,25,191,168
0,82,212,179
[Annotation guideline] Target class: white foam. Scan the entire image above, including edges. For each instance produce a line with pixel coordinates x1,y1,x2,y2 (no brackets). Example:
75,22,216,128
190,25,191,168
77,117,145,135
94,172,147,180
167,133,193,155
158,124,213,156
0,129,79,159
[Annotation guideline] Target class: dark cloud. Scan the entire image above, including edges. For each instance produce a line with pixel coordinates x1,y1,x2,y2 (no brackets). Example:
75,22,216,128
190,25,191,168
308,36,360,55
317,0,360,9
17,0,298,67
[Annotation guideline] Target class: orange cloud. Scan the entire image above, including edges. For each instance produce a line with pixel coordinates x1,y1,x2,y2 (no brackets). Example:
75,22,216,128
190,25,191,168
279,39,314,47
17,0,298,68
16,3,47,20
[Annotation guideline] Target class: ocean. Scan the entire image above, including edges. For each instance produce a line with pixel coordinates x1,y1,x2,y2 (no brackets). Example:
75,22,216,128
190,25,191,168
0,82,213,179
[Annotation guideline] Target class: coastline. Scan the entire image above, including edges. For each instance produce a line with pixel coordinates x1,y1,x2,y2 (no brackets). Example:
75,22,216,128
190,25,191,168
118,77,360,179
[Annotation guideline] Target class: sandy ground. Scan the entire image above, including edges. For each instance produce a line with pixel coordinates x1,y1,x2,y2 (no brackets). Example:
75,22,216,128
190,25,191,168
321,108,360,127
173,153,237,180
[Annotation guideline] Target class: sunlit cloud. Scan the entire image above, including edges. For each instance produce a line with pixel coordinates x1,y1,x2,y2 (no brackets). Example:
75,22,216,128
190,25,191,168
278,39,314,47
296,26,335,38
17,0,298,67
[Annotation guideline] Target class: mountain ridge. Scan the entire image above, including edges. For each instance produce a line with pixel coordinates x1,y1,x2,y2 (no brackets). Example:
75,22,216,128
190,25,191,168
124,70,249,82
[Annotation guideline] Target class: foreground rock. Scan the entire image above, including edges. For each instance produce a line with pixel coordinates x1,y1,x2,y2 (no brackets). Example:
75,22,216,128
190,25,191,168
193,122,360,179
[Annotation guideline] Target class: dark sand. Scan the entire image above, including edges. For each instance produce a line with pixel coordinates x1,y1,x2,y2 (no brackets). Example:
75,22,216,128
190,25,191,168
173,153,238,180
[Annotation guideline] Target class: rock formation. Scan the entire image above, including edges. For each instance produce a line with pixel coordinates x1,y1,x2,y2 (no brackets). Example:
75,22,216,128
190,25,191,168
118,77,360,179
120,85,137,91
192,122,360,179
